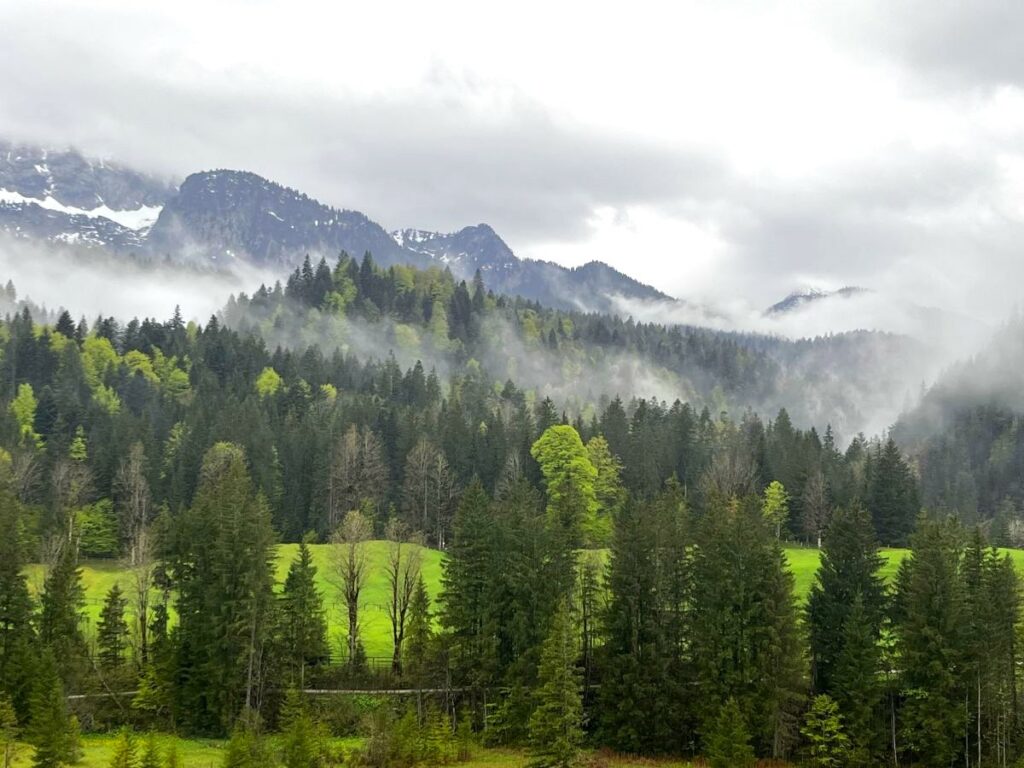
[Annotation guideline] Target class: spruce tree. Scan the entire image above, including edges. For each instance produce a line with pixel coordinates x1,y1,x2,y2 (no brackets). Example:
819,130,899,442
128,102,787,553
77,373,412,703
404,575,432,681
279,540,328,687
691,496,805,758
279,690,323,768
806,504,886,693
705,698,755,768
171,443,278,734
800,695,851,768
27,651,77,768
0,696,19,768
528,601,583,768
107,729,138,768
893,516,967,766
38,542,85,684
0,492,35,720
866,438,918,545
97,584,129,669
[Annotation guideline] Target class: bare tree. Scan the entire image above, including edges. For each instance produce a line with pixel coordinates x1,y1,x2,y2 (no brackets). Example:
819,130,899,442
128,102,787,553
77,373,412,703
328,425,388,530
130,523,156,666
401,438,457,546
495,449,523,499
50,457,91,544
698,447,756,500
801,470,831,548
332,509,372,668
115,442,151,566
384,519,424,674
10,450,39,503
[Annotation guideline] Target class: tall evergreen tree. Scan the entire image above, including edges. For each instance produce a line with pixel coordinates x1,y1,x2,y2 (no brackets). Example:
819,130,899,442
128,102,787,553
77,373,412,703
278,540,328,687
97,584,129,670
866,438,918,545
38,542,86,684
528,601,583,768
170,443,278,734
0,491,34,720
27,651,79,768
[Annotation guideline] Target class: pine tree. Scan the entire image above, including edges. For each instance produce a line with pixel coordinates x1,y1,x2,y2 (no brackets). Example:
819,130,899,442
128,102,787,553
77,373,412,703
800,695,851,768
528,601,583,768
866,438,918,545
829,596,883,764
705,698,755,768
279,690,323,768
27,651,77,768
107,729,138,768
38,542,85,684
97,584,129,669
279,540,328,687
138,734,160,768
404,575,432,681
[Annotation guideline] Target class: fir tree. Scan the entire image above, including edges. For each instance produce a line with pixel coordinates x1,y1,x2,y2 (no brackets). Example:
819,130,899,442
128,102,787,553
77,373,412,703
97,584,129,669
800,695,851,768
528,601,583,768
705,698,755,768
279,540,328,687
107,729,138,768
27,651,78,768
806,504,886,693
38,542,85,684
404,575,432,681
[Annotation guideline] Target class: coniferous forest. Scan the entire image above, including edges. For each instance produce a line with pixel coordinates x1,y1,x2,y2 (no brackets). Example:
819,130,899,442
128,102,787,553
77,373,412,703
1,253,1022,768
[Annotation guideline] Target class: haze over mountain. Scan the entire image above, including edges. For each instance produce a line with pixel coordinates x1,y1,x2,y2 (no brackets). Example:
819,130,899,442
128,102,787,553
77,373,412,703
0,142,672,315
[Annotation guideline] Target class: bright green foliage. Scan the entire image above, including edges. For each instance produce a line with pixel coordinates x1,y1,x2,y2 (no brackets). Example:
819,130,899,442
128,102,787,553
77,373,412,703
584,435,623,545
170,443,278,734
279,541,329,687
27,650,79,768
138,734,160,768
705,698,755,768
107,729,138,768
801,695,851,767
69,426,87,462
255,367,283,398
762,480,789,539
162,745,181,768
97,584,129,669
530,425,598,545
77,500,119,558
528,601,583,768
9,384,40,448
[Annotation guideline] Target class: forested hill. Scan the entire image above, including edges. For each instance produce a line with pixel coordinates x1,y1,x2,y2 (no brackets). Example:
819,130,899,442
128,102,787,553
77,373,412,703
224,251,928,440
0,255,922,548
893,315,1024,530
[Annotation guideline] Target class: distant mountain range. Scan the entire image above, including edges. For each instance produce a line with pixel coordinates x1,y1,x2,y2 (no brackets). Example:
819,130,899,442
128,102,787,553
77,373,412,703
765,286,871,315
0,141,671,313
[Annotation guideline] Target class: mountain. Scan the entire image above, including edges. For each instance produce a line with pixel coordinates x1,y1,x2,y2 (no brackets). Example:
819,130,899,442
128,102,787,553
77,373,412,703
766,286,871,315
0,140,173,248
0,141,674,313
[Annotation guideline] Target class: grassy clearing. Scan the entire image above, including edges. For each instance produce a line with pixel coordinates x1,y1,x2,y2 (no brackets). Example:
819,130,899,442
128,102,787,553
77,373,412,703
24,542,1024,659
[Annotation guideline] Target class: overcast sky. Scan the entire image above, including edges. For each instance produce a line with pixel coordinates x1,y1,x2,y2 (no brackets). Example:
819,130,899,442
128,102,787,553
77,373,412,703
2,0,1023,328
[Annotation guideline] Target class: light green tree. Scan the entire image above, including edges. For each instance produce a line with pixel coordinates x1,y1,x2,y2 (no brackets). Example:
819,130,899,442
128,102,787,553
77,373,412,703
762,480,790,539
255,367,282,398
800,695,851,768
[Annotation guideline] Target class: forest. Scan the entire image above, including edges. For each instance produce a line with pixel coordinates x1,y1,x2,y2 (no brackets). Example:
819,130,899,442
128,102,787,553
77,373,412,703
0,254,1020,768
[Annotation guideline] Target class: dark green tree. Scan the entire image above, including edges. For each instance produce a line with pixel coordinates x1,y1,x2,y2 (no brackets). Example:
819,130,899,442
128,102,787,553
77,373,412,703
0,492,35,720
527,601,583,768
705,698,755,768
38,542,86,684
278,540,328,687
97,584,129,670
27,651,79,768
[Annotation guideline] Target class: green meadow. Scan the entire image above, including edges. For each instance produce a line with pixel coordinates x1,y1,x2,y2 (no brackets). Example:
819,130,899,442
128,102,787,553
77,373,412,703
24,542,1024,659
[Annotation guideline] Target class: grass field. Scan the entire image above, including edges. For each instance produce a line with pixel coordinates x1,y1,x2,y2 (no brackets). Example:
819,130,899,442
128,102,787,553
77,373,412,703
6,734,749,768
24,542,1024,660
